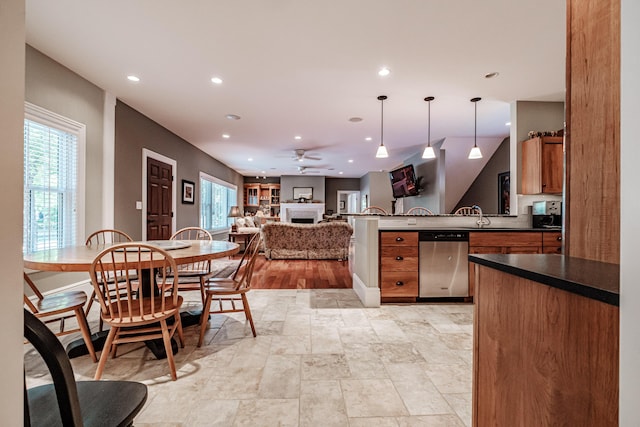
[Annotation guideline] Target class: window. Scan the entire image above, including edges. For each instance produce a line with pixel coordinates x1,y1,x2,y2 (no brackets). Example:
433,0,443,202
23,103,85,253
199,172,237,232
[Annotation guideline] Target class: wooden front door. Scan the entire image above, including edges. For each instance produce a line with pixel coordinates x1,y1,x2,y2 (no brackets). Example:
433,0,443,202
146,157,173,240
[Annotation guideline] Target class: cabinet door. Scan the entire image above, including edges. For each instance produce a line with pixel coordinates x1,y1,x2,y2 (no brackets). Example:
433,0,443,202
522,137,542,194
542,140,564,194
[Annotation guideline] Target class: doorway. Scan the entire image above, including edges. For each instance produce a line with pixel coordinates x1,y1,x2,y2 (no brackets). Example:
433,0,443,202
337,190,360,215
142,149,177,240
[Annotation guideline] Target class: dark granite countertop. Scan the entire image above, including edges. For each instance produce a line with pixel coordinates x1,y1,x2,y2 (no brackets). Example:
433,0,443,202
468,254,619,306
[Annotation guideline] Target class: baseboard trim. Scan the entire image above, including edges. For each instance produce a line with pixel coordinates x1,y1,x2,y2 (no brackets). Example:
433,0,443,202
352,273,380,307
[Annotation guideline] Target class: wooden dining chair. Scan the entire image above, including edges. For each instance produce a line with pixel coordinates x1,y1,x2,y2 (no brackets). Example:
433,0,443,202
23,272,97,363
84,229,134,331
167,227,214,305
454,206,481,215
24,309,148,427
198,233,262,347
89,243,185,381
406,207,434,216
361,206,388,215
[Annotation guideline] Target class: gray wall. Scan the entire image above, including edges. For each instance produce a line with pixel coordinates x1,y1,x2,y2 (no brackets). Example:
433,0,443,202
25,45,105,235
360,171,394,213
280,175,325,203
326,177,360,214
456,137,510,214
114,101,244,239
400,139,444,214
25,45,105,288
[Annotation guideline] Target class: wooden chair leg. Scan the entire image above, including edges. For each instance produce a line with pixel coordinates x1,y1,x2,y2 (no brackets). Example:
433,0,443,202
241,293,257,337
94,327,117,380
197,293,214,347
74,307,97,363
160,320,177,381
174,313,185,348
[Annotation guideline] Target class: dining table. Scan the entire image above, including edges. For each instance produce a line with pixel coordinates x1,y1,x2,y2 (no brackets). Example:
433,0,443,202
24,239,240,359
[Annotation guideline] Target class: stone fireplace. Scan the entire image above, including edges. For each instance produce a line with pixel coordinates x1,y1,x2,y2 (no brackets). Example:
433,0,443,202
280,203,325,224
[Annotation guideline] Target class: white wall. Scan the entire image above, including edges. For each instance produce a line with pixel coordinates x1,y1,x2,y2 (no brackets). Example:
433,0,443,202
619,0,640,423
0,0,26,424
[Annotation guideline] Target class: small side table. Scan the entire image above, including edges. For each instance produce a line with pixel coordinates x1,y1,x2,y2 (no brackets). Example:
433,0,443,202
228,232,252,252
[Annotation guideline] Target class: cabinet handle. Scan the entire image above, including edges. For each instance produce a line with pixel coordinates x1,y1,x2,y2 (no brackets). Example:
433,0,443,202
396,281,404,286
396,256,403,261
395,237,404,242
556,236,562,241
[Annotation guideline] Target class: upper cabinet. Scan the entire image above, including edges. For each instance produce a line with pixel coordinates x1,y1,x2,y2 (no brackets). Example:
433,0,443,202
522,136,563,194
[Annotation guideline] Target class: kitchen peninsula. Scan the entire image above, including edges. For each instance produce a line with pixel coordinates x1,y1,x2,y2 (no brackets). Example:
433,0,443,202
469,253,619,425
350,214,562,307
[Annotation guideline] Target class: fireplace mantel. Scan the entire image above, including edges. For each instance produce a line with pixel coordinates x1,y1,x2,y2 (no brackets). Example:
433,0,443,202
280,203,325,223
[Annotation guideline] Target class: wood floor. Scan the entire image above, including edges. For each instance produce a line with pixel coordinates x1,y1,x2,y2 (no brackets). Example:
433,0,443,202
249,255,352,289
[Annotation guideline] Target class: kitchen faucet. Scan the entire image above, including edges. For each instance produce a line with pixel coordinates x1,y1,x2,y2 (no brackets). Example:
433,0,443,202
472,205,491,228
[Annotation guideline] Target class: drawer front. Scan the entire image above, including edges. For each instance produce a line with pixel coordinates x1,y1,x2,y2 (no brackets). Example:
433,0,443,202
380,255,419,271
380,271,419,297
469,232,542,247
380,232,419,246
542,246,563,254
380,246,418,258
543,232,563,247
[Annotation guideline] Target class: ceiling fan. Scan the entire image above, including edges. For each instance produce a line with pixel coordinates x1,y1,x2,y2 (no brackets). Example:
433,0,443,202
293,149,322,162
297,166,320,174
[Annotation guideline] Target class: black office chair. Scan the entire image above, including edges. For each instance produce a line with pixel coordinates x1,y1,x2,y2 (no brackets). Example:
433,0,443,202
23,308,148,427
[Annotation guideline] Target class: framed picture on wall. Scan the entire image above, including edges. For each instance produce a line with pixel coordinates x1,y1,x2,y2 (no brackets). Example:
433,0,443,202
498,172,510,215
182,179,195,204
339,200,346,210
293,187,313,201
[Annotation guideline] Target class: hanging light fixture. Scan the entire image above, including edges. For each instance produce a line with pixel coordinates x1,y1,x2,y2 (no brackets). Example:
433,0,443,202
422,96,436,159
468,97,483,159
376,95,389,158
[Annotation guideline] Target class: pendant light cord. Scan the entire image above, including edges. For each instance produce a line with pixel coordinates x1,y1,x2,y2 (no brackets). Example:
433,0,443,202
380,98,384,146
427,100,431,147
474,100,477,148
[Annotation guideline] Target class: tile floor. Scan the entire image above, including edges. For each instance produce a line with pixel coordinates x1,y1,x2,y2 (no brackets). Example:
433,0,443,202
25,288,473,426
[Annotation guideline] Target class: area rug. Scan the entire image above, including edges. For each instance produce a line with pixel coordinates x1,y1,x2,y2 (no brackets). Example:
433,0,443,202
209,258,240,278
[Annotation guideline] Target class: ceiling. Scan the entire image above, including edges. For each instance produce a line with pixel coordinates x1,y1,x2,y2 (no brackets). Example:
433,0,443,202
25,0,566,179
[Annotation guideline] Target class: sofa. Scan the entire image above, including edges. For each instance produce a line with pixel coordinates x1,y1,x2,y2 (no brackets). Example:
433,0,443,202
234,216,261,234
261,222,353,260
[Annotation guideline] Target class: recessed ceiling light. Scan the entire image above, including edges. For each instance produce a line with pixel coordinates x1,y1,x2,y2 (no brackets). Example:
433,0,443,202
294,136,302,140
505,122,511,126
222,134,230,139
349,117,363,122
211,77,223,84
226,114,241,120
248,158,253,162
378,67,390,77
127,75,140,82
339,171,344,175
484,72,499,79
261,170,266,174
365,137,372,141
348,159,354,163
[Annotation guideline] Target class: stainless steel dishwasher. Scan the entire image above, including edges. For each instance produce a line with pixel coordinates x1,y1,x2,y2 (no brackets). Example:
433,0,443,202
419,231,469,297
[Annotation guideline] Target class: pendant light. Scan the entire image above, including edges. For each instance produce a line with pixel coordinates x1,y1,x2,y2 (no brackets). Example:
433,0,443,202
376,95,389,158
468,97,483,159
422,96,436,159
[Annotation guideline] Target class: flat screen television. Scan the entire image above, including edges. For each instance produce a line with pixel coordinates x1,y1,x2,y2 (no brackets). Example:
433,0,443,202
389,164,419,198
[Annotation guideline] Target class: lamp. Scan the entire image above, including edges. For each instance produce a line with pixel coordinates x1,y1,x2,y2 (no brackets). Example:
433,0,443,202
422,96,436,159
376,95,389,158
228,205,241,232
468,97,483,159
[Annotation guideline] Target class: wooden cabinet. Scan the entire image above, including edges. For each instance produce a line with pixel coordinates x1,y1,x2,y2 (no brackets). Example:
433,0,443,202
379,232,419,300
468,232,543,296
522,136,564,194
244,184,260,206
244,183,280,211
542,231,563,254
